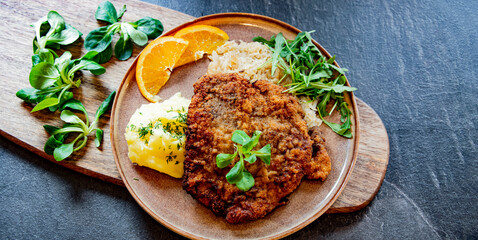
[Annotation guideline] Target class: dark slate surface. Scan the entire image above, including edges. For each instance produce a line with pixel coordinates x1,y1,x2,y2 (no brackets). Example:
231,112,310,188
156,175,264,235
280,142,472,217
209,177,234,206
1,0,477,239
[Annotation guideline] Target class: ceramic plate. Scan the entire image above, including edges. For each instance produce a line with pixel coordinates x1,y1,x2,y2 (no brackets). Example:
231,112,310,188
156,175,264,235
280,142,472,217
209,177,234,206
111,13,359,240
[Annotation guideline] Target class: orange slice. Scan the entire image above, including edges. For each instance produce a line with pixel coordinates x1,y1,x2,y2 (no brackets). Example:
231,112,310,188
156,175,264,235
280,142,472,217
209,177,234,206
136,36,189,102
173,25,229,67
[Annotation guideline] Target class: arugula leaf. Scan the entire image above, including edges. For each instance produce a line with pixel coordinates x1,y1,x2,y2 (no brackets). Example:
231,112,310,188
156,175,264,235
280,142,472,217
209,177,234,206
271,33,286,75
317,92,331,117
321,118,352,138
95,1,119,24
254,31,356,138
306,81,357,93
318,98,353,137
252,35,276,47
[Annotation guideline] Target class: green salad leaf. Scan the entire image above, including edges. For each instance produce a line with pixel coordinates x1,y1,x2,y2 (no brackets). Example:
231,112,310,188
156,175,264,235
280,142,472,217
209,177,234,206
253,31,357,138
84,1,163,62
32,11,82,66
43,91,116,161
131,17,163,39
95,1,119,24
17,51,105,112
216,130,271,191
18,5,158,163
84,25,115,54
114,31,133,60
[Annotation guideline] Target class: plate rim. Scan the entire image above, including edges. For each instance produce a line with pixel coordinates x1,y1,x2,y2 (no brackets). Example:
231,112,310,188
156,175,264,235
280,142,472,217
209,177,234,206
110,12,360,240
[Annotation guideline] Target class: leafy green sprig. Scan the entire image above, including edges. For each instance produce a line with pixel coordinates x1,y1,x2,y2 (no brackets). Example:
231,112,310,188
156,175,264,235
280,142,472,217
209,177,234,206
216,130,271,191
32,11,82,66
43,91,116,161
16,51,105,112
253,32,357,138
84,1,163,62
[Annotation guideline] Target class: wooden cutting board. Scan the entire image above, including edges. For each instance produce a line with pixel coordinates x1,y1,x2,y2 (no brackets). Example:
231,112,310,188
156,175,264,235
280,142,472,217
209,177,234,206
0,0,389,213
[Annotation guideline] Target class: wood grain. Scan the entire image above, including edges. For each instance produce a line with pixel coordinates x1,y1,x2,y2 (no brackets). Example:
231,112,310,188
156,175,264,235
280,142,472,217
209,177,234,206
326,99,389,213
0,0,388,213
0,0,193,185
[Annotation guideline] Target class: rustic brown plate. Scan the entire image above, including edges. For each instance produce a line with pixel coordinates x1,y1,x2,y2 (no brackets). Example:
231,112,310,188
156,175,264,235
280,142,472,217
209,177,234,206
111,13,359,240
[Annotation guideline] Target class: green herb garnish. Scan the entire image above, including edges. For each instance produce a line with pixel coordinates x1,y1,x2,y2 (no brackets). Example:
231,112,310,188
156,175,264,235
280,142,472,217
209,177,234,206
216,130,271,191
84,1,163,62
31,11,82,66
43,91,116,161
19,5,159,161
129,110,187,144
16,51,105,112
253,31,357,138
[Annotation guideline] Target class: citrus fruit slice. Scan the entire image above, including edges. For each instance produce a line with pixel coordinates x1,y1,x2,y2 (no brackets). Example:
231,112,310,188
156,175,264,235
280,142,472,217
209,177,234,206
136,36,189,102
173,25,229,67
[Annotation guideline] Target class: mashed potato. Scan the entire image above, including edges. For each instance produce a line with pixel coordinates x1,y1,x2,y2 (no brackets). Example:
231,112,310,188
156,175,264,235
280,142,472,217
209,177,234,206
125,93,190,178
208,40,322,128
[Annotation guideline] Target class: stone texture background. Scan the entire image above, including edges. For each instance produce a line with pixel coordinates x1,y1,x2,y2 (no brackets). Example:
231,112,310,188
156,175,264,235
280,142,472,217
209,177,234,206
1,0,477,239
